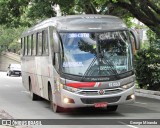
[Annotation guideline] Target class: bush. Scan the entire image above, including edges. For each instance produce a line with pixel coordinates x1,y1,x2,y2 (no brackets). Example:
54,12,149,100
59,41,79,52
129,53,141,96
135,48,160,91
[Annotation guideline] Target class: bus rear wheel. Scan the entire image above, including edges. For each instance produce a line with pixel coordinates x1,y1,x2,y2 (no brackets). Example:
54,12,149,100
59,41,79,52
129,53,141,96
48,87,62,113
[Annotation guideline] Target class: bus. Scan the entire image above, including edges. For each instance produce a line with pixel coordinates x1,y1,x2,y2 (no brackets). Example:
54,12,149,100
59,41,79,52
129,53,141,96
21,15,140,112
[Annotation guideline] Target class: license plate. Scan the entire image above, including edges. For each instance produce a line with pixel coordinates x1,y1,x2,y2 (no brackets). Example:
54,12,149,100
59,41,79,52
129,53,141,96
94,102,108,108
15,72,19,74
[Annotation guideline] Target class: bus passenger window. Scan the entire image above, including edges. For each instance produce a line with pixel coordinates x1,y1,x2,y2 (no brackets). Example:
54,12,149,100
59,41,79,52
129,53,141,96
42,30,49,55
28,36,32,56
32,34,36,56
37,32,42,56
25,37,28,55
21,38,25,56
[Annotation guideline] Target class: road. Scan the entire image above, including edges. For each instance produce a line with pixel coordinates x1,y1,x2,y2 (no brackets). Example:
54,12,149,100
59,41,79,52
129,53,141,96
0,72,160,128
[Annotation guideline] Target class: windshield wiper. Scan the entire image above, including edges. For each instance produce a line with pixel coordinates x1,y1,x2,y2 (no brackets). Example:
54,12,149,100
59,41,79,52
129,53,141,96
100,55,119,78
81,56,97,81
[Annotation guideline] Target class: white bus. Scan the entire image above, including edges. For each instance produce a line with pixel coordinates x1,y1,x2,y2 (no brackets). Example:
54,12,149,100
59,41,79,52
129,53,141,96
21,15,140,112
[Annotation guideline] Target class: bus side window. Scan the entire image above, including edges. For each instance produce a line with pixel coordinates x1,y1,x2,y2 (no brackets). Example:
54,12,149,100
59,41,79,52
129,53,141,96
42,30,49,56
25,37,28,56
32,34,36,56
53,32,59,53
21,38,25,56
28,35,32,56
37,32,42,56
53,31,60,71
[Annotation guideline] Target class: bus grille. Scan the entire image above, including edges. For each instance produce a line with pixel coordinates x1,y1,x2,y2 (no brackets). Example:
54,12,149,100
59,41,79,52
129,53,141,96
81,96,121,104
78,88,122,96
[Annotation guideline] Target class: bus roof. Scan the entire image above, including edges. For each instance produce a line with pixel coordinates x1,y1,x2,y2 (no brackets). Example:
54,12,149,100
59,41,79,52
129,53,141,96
22,14,127,35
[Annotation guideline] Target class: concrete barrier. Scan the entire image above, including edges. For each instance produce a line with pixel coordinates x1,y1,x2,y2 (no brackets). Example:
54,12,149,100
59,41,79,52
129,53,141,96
0,52,21,71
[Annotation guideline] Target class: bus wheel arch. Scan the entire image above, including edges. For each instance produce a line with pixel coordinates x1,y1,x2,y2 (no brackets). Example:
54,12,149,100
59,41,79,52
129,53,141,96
29,77,39,101
48,82,62,113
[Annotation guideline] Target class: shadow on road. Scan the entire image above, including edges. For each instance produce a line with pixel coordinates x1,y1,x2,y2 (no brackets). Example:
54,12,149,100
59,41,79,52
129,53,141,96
41,98,158,118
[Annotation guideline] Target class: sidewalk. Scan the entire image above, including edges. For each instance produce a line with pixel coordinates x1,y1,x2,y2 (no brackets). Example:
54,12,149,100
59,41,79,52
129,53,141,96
135,89,160,100
0,110,31,128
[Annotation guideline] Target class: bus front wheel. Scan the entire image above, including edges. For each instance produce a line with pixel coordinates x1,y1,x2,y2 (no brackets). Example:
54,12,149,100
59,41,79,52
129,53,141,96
48,87,62,113
29,80,39,101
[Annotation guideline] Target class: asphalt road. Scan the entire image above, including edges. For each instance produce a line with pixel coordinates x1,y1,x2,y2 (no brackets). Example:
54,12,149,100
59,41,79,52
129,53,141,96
0,72,160,128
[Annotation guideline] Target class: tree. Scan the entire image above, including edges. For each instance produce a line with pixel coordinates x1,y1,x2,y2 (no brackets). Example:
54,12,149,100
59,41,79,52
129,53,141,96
26,0,56,25
0,0,29,27
75,0,160,37
0,26,25,53
0,0,160,37
108,0,160,37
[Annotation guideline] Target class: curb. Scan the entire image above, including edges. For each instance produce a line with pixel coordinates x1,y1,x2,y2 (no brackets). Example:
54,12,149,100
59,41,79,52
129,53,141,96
135,89,160,100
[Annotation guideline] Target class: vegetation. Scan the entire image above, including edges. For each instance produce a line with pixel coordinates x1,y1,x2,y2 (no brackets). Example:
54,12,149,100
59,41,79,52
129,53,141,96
0,0,159,90
0,26,25,54
135,30,160,91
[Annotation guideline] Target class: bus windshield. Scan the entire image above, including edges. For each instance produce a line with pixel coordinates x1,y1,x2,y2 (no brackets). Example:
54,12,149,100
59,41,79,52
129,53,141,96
60,31,133,77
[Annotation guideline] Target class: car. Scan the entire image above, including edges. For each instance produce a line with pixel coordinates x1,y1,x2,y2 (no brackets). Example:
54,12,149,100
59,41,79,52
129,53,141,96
7,64,21,76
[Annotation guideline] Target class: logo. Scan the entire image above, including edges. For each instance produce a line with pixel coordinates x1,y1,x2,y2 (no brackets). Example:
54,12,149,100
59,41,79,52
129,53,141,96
98,90,105,95
2,120,12,126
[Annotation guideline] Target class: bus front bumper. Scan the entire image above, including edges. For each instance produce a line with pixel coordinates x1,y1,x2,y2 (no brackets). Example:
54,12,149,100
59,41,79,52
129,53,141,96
58,86,135,108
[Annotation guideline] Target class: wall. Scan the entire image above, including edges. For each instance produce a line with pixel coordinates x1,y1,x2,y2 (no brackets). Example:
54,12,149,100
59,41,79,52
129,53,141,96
0,52,20,71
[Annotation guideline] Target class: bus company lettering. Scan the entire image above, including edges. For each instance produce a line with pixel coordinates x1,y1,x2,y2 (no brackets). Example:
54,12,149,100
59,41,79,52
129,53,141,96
63,62,84,67
69,33,89,38
99,32,120,40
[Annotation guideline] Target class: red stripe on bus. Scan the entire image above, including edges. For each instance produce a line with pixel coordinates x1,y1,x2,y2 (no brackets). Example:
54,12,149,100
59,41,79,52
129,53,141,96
66,82,96,88
98,82,102,87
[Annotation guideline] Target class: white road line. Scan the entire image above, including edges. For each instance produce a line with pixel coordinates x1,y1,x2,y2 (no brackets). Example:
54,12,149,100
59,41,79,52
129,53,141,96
118,121,139,128
135,102,147,105
21,91,30,94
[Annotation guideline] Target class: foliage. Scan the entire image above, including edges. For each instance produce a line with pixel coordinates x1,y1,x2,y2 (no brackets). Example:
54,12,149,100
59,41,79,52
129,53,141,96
0,0,29,27
146,29,160,48
0,0,160,37
135,48,160,91
26,0,56,25
0,26,26,53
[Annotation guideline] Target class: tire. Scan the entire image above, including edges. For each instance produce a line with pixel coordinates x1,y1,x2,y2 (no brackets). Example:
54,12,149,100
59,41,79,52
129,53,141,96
8,72,11,76
48,86,63,113
29,80,40,101
107,105,118,112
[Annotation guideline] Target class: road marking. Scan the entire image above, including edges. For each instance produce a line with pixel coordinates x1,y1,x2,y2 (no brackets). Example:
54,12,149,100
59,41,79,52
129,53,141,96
118,121,139,128
135,102,147,105
21,91,30,94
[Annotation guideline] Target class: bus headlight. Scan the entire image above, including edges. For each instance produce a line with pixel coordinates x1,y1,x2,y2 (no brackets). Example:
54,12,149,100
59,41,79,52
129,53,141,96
121,83,134,89
63,85,80,92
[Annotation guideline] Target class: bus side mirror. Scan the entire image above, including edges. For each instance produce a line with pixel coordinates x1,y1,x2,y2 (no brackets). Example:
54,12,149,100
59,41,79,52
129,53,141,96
129,29,140,50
